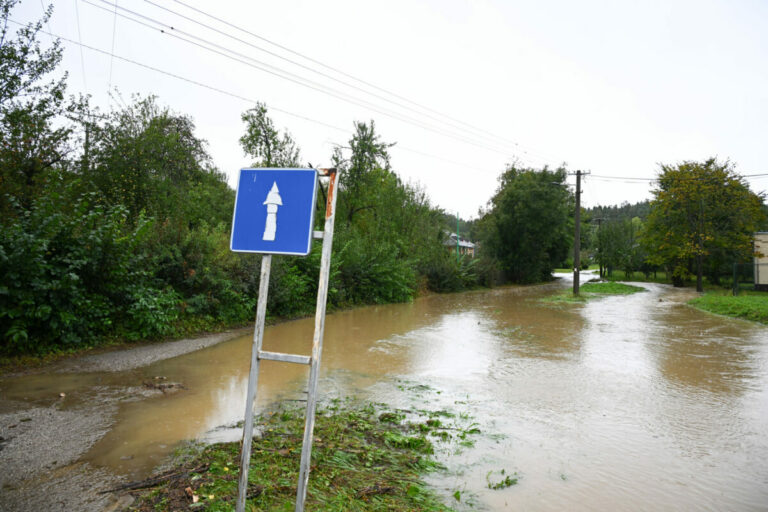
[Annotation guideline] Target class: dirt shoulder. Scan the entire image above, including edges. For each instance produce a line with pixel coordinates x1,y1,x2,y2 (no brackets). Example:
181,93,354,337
0,400,123,511
1,327,252,378
51,327,252,374
0,327,249,511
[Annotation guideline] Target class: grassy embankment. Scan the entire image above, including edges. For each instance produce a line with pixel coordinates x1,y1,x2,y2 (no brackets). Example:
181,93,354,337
602,271,670,285
590,271,768,324
128,400,489,512
552,264,599,273
689,290,768,324
554,268,671,285
578,272,768,324
543,281,645,304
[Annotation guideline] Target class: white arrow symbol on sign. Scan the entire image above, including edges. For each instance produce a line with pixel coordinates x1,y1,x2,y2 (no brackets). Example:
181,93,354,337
262,181,283,241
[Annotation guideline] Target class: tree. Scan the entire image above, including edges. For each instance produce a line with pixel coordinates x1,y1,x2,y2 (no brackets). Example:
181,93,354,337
643,158,766,291
331,121,421,303
587,200,651,223
333,120,395,225
87,95,228,223
593,217,646,278
588,200,653,277
0,0,74,214
0,189,157,354
594,219,620,277
239,102,300,167
478,164,572,283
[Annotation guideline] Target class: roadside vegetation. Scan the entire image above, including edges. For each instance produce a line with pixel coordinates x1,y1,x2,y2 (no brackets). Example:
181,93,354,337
127,400,481,512
553,264,599,273
689,291,768,324
543,281,645,303
3,1,768,360
0,1,486,359
602,271,670,285
580,282,645,295
474,165,572,284
582,161,766,291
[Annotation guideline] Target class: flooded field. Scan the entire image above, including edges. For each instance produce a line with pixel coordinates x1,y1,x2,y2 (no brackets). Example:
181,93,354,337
2,276,767,510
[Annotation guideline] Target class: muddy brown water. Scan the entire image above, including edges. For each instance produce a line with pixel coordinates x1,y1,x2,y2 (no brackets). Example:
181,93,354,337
2,276,768,510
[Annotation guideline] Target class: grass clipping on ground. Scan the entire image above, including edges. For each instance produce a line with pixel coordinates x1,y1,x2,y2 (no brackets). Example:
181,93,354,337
543,281,646,304
129,400,478,511
689,293,768,324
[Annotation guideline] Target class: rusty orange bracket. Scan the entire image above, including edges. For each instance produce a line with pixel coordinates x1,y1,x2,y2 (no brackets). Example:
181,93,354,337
317,168,338,219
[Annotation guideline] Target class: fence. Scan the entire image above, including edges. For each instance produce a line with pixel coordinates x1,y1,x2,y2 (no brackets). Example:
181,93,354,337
732,263,768,295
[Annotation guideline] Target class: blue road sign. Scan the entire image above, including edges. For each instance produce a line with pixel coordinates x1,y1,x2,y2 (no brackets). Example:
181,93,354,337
230,168,318,256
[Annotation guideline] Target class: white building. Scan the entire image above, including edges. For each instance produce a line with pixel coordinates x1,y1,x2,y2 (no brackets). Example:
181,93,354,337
755,232,768,290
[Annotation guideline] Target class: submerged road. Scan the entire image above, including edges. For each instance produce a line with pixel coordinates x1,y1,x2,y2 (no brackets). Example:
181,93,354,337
1,275,767,510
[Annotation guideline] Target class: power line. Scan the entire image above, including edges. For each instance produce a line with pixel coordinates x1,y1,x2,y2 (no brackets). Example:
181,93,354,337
107,0,118,100
590,174,655,181
395,144,498,176
8,19,499,178
590,172,768,182
85,0,542,162
113,0,551,164
143,0,512,151
7,19,345,130
73,0,88,94
38,0,54,43
166,0,559,163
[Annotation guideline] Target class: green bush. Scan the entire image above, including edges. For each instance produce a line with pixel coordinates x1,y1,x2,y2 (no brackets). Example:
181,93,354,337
334,235,415,305
0,192,152,355
689,293,768,324
124,286,181,340
423,255,479,292
267,246,322,318
148,220,258,326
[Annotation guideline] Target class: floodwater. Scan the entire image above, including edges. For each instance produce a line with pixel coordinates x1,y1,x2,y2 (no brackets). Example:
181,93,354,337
3,275,768,510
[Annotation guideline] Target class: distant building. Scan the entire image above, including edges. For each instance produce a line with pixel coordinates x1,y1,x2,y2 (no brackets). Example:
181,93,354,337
445,232,475,257
755,232,768,291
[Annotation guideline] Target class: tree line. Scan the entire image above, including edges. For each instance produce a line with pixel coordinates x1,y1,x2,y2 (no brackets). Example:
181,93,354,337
580,162,767,290
475,159,766,292
2,1,766,356
0,1,483,356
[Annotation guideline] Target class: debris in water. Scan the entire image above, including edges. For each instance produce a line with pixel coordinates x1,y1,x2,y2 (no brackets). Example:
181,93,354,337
143,381,186,394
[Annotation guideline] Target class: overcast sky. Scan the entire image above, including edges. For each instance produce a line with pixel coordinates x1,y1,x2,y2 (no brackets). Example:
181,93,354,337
13,0,768,218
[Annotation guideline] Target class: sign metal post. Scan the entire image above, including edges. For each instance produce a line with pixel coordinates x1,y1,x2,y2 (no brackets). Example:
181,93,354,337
231,168,338,512
235,252,271,511
296,169,338,508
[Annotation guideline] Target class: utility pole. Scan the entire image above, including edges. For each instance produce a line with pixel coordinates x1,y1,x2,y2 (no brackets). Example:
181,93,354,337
570,170,589,296
594,217,604,278
456,212,460,262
